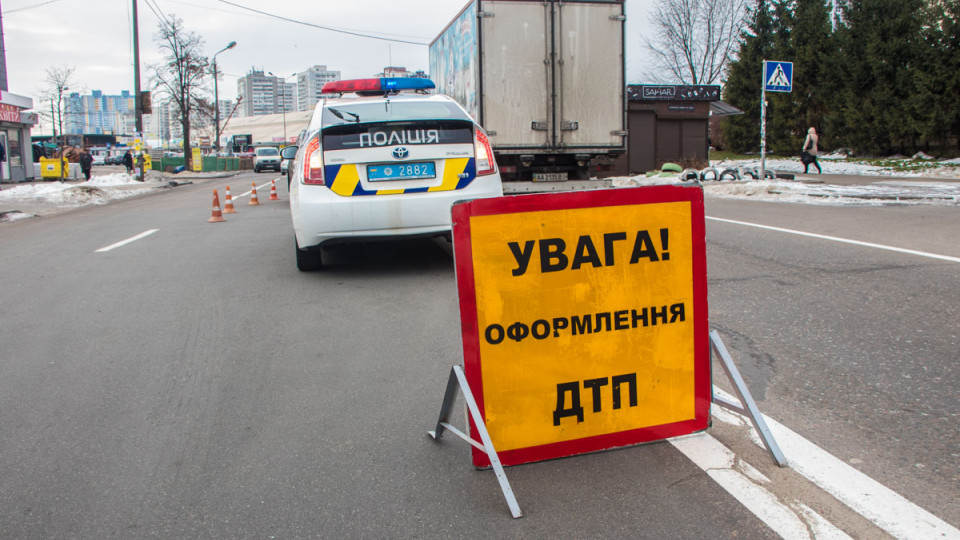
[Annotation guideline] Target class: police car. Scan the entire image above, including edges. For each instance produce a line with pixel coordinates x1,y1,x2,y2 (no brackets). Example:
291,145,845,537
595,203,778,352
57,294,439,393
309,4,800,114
282,78,503,271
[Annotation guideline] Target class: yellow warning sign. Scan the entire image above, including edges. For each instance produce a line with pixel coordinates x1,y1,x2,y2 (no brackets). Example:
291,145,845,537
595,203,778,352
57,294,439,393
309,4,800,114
453,186,709,467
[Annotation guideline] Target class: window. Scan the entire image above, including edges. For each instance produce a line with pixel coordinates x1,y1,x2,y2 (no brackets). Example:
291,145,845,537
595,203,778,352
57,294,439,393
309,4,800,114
8,130,21,167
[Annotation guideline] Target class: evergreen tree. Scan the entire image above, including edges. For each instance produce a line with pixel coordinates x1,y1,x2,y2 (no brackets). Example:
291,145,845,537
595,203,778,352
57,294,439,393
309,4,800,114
722,0,778,153
785,0,835,151
765,0,798,154
912,0,960,153
834,0,925,154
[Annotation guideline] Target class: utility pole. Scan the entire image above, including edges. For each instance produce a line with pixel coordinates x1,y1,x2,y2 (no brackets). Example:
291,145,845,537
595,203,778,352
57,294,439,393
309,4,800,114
132,0,142,135
132,0,144,180
213,41,237,155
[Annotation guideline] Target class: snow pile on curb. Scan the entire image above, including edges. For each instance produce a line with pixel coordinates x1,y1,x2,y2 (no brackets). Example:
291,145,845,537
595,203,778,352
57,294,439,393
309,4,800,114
0,173,157,209
606,164,960,206
705,179,960,206
712,156,960,179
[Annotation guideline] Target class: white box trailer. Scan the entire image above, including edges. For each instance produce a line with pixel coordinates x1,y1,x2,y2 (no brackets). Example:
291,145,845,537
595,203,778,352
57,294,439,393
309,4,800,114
429,0,626,181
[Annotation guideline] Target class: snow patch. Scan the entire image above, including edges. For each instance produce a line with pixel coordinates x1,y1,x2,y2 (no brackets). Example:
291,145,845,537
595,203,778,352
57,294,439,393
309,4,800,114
0,173,155,209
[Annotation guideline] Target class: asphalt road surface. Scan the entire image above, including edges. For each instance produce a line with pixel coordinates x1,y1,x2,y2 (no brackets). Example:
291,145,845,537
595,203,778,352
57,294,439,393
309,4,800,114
0,172,956,538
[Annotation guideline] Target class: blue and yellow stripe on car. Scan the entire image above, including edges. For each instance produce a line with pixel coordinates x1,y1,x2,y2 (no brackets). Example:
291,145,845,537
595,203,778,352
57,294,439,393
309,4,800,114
324,158,476,197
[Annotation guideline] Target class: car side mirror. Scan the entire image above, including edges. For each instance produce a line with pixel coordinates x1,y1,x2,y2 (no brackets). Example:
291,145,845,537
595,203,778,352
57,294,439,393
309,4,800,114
280,146,299,159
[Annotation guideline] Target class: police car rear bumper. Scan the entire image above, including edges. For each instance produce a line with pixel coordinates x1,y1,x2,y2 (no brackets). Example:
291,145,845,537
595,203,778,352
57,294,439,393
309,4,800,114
292,174,502,249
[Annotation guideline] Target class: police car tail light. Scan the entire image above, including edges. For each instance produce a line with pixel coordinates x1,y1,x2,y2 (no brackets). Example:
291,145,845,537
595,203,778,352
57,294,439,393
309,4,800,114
303,136,324,185
475,128,496,175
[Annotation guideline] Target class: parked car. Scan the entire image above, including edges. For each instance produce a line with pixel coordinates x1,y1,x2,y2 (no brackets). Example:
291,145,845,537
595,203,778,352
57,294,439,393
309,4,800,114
285,77,503,271
105,155,124,165
253,147,281,172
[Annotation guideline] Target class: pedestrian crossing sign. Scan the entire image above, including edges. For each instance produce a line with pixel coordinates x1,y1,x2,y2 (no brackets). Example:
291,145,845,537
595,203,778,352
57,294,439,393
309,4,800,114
763,60,793,92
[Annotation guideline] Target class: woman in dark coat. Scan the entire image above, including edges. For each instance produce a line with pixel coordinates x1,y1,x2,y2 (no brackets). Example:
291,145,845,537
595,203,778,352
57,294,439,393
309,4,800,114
80,150,94,181
122,150,134,174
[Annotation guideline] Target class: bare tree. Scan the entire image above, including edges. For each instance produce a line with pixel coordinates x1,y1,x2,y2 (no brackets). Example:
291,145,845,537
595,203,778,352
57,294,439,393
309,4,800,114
38,65,76,146
37,65,76,179
150,15,209,168
644,0,746,84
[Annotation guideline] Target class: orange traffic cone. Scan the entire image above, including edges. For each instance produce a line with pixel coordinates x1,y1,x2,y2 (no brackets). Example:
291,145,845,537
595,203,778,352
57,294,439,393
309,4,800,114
208,189,226,223
269,179,280,201
223,185,237,213
248,182,260,206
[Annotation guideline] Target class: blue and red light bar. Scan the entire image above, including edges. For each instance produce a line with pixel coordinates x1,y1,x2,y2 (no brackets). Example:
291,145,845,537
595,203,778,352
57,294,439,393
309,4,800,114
321,78,436,94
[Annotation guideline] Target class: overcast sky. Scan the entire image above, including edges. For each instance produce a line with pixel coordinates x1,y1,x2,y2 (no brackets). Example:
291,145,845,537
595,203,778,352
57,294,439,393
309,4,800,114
3,0,654,104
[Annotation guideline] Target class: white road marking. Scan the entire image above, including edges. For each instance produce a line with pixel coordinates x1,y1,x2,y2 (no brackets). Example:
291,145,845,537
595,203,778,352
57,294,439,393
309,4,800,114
670,432,836,539
706,216,960,263
706,387,960,539
95,229,158,252
236,181,276,199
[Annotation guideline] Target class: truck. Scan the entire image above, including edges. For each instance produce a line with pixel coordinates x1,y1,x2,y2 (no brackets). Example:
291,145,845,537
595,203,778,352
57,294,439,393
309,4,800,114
429,0,626,181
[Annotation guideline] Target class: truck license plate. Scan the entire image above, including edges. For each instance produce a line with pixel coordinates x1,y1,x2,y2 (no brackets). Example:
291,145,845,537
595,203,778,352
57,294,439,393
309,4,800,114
533,172,568,182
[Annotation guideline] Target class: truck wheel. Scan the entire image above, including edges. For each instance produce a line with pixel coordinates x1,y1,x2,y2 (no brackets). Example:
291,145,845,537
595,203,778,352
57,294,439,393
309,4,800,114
296,239,323,271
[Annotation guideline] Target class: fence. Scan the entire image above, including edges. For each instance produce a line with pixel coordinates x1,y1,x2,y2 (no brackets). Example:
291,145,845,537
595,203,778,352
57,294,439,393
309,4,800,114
151,156,241,172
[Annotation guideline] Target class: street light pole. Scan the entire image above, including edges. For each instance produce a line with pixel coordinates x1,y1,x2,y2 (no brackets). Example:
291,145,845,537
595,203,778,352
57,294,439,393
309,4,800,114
269,72,296,143
212,41,237,155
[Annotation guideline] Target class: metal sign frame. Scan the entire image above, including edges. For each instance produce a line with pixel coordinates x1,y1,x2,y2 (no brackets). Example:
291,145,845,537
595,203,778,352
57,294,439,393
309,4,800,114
428,365,523,518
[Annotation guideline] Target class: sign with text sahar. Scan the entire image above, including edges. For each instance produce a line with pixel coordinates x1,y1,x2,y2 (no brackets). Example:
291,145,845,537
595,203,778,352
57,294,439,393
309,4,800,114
452,186,710,468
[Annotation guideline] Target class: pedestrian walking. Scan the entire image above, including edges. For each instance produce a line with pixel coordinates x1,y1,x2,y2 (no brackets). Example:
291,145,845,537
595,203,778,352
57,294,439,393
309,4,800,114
801,127,822,174
122,150,134,175
80,149,94,181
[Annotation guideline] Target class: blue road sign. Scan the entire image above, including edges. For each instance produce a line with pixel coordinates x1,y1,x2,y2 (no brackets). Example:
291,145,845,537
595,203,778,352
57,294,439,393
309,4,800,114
763,61,793,93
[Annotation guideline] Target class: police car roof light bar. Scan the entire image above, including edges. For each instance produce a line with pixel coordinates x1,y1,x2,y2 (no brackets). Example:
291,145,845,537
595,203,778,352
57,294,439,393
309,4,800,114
321,78,436,94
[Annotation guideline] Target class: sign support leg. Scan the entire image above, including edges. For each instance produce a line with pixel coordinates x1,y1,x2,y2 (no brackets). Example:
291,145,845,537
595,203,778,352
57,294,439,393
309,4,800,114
710,330,788,467
428,365,523,519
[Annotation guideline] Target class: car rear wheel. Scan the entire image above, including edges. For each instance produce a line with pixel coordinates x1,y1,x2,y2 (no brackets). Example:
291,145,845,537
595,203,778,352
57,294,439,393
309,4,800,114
296,239,323,271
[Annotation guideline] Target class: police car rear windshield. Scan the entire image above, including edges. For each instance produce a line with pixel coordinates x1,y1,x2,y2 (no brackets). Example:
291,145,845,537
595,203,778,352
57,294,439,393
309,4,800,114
322,100,471,127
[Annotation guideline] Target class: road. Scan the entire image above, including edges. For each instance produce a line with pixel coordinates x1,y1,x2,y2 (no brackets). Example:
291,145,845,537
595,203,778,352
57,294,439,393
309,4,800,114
0,172,956,538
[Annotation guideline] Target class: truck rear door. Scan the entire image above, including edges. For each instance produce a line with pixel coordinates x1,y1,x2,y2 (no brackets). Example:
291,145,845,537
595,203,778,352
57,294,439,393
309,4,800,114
556,1,625,150
479,0,552,150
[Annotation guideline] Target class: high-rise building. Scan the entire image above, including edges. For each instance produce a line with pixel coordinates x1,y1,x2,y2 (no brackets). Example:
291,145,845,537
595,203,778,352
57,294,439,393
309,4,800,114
296,65,341,111
376,67,428,79
236,69,295,117
216,99,235,127
149,101,180,144
64,90,136,135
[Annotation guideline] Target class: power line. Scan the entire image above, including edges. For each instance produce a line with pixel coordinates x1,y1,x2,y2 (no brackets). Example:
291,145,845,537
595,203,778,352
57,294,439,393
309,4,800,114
143,0,176,35
212,0,430,46
5,0,64,14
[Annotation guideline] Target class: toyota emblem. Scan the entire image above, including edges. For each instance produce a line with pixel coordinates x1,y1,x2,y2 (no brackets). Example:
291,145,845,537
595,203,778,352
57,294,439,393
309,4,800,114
392,147,409,160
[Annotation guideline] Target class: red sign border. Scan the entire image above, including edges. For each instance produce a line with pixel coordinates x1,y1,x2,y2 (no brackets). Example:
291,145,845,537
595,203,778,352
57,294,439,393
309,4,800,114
452,185,710,468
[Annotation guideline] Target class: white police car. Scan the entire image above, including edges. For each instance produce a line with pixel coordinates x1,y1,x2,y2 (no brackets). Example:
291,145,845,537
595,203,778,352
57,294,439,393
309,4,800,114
282,78,503,271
